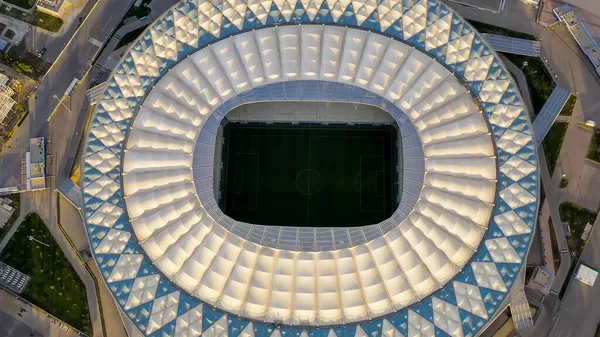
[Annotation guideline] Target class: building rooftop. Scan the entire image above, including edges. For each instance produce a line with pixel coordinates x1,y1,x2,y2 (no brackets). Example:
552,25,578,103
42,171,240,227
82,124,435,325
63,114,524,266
26,137,45,190
575,263,599,286
555,4,600,76
80,0,539,336
30,138,45,166
0,75,15,124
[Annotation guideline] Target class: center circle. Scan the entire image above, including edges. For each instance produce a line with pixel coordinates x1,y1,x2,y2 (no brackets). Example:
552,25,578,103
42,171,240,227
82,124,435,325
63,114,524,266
295,169,323,196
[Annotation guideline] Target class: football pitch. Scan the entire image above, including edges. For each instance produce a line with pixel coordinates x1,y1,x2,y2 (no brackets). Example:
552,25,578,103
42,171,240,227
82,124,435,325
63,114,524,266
219,123,399,227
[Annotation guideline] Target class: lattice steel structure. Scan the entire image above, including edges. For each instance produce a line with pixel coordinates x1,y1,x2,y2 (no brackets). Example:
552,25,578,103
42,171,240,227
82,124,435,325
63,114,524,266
81,0,539,336
0,82,15,125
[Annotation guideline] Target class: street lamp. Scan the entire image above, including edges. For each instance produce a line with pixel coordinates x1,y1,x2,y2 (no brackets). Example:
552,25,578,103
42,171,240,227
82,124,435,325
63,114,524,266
47,94,72,122
28,235,50,247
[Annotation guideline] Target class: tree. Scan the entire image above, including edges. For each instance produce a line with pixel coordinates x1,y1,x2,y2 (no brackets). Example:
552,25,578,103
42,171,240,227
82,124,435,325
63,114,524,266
13,62,32,74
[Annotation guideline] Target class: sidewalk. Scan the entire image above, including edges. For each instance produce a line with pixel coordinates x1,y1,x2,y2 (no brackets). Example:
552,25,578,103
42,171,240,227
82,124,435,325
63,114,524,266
0,289,78,337
537,147,572,294
58,193,128,337
526,199,555,295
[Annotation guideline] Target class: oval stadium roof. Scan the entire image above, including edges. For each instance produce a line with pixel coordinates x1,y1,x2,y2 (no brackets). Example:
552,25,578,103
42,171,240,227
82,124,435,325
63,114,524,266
81,0,540,337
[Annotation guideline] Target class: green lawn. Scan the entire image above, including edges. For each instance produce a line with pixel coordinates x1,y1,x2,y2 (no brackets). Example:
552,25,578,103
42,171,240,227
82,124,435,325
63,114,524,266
116,25,150,49
588,129,600,163
559,202,597,254
502,53,556,115
221,123,398,227
34,11,63,32
467,20,537,40
559,94,577,116
0,213,91,334
3,0,35,9
542,122,568,175
125,0,152,19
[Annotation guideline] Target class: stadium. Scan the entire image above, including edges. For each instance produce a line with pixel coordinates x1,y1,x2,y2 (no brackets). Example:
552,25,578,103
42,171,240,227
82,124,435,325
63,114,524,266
81,0,539,336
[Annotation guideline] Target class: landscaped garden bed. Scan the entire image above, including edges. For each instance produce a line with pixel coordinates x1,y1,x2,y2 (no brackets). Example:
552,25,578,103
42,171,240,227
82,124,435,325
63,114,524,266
0,213,91,334
559,94,577,116
467,20,536,40
560,202,597,255
543,122,568,175
502,53,556,115
587,128,600,163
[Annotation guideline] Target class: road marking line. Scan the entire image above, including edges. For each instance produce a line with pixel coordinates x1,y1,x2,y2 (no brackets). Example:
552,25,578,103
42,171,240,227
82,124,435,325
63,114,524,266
89,38,103,47
101,16,113,33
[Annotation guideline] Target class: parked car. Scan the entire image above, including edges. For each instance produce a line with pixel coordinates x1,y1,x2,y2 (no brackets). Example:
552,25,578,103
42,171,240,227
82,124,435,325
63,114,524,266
37,48,47,58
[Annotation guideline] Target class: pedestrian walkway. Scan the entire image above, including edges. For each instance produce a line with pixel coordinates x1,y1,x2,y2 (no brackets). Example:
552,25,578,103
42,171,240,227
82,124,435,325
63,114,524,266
533,85,571,146
483,33,541,56
0,304,42,337
510,272,534,331
0,289,79,337
56,179,81,212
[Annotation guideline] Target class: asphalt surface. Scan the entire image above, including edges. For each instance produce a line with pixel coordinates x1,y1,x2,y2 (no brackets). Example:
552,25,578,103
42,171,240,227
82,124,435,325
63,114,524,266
564,0,600,18
0,309,42,337
27,0,99,63
0,0,137,188
549,216,600,337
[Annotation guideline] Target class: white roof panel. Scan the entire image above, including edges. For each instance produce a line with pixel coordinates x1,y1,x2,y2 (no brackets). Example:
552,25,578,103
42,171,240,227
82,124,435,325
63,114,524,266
102,23,528,328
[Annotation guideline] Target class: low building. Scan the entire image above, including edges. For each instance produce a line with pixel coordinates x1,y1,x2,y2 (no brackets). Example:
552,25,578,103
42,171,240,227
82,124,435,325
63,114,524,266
555,4,600,77
25,137,46,190
0,197,15,229
575,263,599,286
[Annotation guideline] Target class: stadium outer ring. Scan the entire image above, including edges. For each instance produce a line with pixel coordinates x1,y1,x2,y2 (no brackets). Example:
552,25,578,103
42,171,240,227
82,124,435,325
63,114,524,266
81,1,540,337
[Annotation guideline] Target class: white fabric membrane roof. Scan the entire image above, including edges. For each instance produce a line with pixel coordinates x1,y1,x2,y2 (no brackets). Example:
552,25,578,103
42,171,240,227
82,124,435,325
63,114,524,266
121,25,499,325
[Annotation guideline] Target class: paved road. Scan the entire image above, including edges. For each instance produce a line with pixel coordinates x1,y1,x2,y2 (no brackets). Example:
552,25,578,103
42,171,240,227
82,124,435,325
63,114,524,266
0,0,136,188
549,215,600,337
26,0,99,63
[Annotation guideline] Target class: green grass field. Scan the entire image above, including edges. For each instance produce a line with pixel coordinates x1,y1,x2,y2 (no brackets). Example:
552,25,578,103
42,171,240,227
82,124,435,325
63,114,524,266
543,122,568,175
0,213,91,334
220,123,398,227
560,202,597,254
